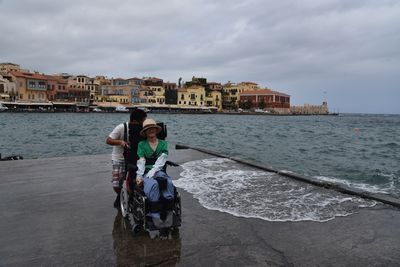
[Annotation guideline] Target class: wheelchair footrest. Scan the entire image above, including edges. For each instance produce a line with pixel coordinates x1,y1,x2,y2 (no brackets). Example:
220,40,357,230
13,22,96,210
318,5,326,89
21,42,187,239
145,212,181,231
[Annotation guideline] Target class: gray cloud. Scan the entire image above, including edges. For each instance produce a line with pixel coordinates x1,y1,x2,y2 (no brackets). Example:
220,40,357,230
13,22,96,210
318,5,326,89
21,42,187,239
1,0,399,113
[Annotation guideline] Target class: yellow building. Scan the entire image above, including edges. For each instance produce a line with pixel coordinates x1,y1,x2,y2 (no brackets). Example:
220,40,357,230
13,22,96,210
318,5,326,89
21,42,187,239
110,94,129,104
95,95,109,102
178,85,205,107
222,81,259,108
205,90,222,110
141,85,165,104
138,78,164,104
10,71,49,102
153,85,165,104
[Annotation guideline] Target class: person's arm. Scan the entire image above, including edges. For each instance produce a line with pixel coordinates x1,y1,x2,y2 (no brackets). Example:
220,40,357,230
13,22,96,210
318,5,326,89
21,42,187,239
106,124,129,148
136,157,145,186
146,153,168,178
106,136,128,148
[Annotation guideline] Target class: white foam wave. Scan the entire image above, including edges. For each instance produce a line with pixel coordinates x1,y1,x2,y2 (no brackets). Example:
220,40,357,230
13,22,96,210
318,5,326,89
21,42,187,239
175,158,376,222
313,175,393,194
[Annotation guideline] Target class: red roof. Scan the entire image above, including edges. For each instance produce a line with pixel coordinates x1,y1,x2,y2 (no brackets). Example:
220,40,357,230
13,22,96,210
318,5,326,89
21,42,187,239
241,89,290,97
10,71,48,80
45,75,68,84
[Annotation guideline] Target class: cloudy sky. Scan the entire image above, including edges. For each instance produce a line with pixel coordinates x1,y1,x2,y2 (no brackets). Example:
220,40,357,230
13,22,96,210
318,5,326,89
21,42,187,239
1,0,399,114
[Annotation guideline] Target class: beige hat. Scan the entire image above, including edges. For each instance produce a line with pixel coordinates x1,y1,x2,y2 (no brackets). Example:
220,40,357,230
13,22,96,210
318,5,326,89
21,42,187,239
140,118,162,136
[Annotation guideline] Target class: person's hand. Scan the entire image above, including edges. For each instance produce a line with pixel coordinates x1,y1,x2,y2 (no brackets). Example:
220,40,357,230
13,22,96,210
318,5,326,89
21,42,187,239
120,140,129,148
136,177,143,187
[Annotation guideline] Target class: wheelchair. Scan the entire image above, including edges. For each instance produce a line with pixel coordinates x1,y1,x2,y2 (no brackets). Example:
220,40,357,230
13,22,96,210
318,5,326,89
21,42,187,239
119,122,182,234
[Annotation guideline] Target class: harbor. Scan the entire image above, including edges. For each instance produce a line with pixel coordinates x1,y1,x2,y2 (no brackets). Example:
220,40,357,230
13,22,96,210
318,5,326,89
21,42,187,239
0,100,335,115
0,146,399,266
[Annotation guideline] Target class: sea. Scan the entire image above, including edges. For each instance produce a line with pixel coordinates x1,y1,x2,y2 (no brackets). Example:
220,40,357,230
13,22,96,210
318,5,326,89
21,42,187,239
1,112,399,222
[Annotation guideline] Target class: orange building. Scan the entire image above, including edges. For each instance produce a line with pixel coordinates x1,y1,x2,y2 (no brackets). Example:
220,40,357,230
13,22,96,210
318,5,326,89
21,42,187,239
46,75,68,101
10,71,49,102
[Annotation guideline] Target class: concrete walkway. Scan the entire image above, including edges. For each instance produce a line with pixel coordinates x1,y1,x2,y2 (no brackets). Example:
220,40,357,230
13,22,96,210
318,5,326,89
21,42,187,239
0,147,399,266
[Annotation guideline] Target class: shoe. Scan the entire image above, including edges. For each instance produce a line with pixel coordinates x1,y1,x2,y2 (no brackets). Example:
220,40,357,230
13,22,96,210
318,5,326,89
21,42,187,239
113,194,121,210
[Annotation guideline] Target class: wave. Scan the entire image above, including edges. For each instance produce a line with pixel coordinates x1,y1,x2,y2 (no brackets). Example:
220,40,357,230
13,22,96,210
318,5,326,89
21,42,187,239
382,142,400,148
313,174,398,196
175,158,375,222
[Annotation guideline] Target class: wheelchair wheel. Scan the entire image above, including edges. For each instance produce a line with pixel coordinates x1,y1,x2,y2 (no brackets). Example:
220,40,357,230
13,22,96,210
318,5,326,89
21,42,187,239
132,192,146,231
120,184,129,218
175,193,182,219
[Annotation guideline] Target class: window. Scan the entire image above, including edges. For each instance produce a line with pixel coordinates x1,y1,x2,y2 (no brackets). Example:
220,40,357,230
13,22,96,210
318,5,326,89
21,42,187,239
38,81,46,89
28,81,36,88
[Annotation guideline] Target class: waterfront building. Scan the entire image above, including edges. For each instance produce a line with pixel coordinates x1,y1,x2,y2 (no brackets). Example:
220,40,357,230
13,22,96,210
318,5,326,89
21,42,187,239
10,71,49,102
87,80,99,104
94,77,138,105
0,74,17,101
178,77,222,110
94,76,110,86
206,82,222,91
178,85,205,107
66,87,90,103
222,81,259,109
71,74,96,103
107,94,130,104
127,77,143,104
205,89,222,110
164,82,178,105
239,89,290,111
141,77,165,104
111,78,132,98
205,82,222,110
45,75,68,101
185,76,207,88
76,75,89,88
0,63,20,73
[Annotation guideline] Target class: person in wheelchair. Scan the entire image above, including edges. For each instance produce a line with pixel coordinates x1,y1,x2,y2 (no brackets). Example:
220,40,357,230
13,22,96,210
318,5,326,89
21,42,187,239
136,118,175,223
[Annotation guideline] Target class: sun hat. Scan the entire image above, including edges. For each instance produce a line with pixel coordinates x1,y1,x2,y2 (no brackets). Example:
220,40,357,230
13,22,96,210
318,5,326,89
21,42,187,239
140,118,162,136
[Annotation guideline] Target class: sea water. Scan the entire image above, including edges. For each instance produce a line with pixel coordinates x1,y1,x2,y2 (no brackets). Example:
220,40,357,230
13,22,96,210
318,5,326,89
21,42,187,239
1,112,399,221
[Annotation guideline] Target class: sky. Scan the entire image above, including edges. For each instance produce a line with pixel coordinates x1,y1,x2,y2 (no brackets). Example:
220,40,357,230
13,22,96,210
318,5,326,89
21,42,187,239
1,0,399,114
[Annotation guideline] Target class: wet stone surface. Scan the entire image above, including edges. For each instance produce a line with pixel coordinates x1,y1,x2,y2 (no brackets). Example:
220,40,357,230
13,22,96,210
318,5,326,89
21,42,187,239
0,148,400,266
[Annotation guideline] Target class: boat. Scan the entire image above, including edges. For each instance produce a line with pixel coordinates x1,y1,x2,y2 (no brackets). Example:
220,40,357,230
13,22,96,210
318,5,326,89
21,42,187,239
0,103,9,111
115,106,129,112
138,107,150,113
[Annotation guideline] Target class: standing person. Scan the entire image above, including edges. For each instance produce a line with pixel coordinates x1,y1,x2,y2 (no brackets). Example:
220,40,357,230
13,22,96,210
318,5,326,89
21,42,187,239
106,108,147,209
136,119,174,215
